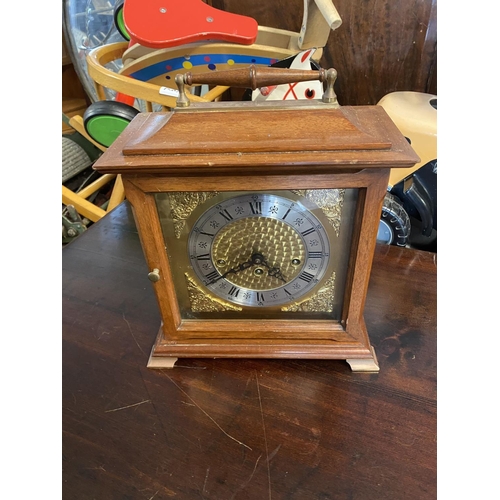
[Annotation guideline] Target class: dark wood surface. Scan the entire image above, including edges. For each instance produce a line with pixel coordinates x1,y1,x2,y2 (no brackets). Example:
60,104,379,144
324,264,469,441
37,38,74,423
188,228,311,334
62,202,436,499
211,0,437,106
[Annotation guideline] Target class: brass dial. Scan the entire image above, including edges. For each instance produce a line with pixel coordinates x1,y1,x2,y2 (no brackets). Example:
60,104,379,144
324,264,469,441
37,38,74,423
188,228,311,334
212,217,305,290
188,193,331,307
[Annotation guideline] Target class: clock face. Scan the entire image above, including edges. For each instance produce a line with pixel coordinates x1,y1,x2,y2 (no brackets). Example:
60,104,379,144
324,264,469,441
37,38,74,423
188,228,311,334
155,188,358,320
187,193,331,307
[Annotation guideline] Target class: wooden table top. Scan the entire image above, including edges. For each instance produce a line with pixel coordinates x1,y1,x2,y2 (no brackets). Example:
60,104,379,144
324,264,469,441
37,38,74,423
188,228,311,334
62,201,436,499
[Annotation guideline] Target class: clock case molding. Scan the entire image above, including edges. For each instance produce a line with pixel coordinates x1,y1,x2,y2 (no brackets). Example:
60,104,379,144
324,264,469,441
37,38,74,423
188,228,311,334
93,73,418,372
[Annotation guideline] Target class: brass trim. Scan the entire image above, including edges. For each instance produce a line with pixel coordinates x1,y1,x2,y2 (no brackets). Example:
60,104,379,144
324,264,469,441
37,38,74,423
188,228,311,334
185,273,242,312
292,189,345,237
161,191,219,238
282,272,335,312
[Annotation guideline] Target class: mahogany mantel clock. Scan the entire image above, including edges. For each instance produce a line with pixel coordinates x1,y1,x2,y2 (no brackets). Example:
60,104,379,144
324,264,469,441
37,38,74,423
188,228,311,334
93,65,419,372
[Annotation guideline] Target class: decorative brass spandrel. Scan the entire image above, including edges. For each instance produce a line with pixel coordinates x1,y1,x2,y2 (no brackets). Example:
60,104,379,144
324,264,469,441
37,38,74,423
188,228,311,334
185,273,242,312
281,273,336,312
292,189,345,237
165,192,219,238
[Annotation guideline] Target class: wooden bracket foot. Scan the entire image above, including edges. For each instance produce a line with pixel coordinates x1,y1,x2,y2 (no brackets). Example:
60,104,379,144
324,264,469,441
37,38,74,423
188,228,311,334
147,350,178,369
346,346,380,372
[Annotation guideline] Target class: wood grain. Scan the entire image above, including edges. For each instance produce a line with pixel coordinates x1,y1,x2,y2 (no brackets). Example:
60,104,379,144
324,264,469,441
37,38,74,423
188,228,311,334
93,105,419,175
62,202,437,499
92,102,417,368
185,65,326,89
211,0,437,105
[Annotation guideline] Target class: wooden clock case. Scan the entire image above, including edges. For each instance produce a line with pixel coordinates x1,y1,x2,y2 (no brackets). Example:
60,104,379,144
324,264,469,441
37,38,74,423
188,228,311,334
93,66,419,372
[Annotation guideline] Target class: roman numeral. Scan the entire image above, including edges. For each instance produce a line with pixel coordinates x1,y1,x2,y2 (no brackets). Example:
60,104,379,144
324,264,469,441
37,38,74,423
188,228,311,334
197,253,211,260
228,286,240,297
205,270,220,283
308,252,323,258
199,231,214,237
284,288,292,296
301,227,315,236
256,292,265,302
249,201,262,214
299,271,315,283
282,207,292,220
219,209,233,221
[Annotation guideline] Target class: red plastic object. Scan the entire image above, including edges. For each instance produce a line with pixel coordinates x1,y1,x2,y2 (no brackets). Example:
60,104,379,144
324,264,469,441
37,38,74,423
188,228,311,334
123,0,259,49
115,92,136,106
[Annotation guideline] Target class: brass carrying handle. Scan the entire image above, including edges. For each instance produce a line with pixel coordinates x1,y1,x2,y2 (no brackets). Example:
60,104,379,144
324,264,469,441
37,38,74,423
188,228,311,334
175,65,338,106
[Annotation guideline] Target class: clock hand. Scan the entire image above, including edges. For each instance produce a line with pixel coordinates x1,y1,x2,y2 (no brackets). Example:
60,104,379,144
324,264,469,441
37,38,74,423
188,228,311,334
252,253,287,283
267,266,287,283
209,252,286,285
208,259,254,284
208,252,266,285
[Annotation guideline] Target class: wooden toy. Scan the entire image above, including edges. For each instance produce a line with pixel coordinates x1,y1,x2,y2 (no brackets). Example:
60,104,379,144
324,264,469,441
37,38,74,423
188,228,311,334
123,0,259,49
250,48,324,102
116,0,342,91
82,1,343,139
69,1,342,224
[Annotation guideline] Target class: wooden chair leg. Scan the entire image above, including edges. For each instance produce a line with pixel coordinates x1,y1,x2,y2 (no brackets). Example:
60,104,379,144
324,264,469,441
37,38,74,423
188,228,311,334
107,175,126,212
77,174,116,199
62,185,107,223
